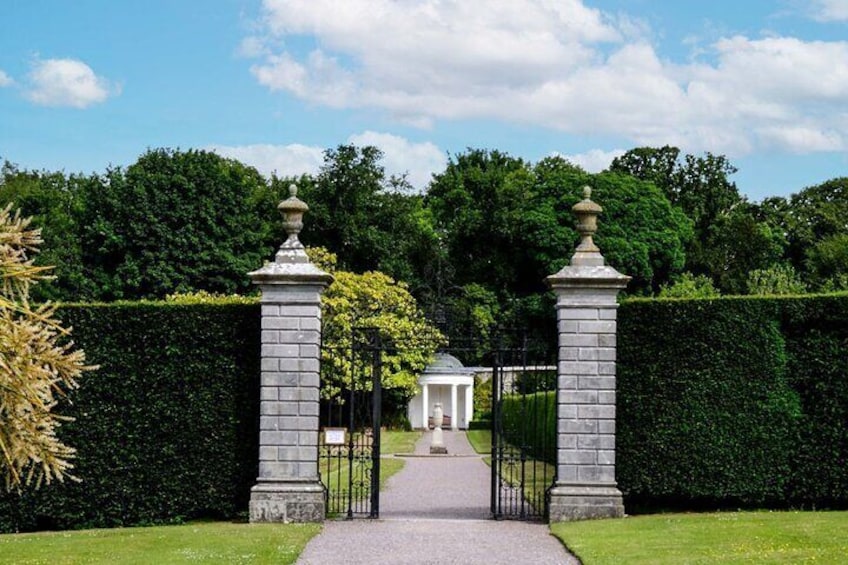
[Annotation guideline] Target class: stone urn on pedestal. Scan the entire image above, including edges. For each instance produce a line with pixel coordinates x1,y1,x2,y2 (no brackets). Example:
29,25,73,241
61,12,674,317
430,403,447,454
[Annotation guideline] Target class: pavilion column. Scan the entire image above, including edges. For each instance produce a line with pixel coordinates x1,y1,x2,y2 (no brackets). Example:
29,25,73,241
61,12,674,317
464,384,473,429
546,187,630,522
450,384,458,430
421,383,429,429
248,185,333,523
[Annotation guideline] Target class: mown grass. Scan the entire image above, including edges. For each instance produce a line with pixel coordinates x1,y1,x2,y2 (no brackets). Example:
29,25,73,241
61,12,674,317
0,521,320,565
466,429,492,454
551,511,848,564
381,430,421,454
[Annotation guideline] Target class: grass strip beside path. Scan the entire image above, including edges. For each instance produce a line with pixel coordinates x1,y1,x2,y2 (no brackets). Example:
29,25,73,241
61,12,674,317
0,521,320,565
381,430,421,454
551,510,848,564
465,429,491,454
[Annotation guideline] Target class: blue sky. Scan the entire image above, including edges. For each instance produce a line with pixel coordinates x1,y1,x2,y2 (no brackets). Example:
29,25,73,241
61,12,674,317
1,0,847,201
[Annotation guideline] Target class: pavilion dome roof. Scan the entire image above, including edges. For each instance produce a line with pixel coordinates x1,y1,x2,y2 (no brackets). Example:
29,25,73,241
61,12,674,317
422,352,476,377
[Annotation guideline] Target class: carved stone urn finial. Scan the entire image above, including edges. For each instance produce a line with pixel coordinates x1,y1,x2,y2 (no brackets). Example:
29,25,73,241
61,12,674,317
278,183,309,249
570,186,605,267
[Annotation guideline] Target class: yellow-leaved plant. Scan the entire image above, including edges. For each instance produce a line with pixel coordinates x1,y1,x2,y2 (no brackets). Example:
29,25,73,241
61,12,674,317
0,204,93,490
307,247,445,402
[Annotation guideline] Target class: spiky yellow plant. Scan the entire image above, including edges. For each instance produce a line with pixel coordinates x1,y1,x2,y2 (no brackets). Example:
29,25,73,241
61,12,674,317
0,203,92,490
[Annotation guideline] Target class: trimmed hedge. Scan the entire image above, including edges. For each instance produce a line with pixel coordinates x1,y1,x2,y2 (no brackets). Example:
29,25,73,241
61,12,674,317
501,391,556,465
617,294,847,511
781,295,848,506
0,302,260,533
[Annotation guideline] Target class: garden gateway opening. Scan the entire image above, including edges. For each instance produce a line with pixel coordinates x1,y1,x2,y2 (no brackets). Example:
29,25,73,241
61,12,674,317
248,184,628,524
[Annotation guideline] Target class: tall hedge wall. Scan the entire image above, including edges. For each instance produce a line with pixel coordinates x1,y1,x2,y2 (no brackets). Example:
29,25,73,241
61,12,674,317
617,294,847,511
0,302,260,533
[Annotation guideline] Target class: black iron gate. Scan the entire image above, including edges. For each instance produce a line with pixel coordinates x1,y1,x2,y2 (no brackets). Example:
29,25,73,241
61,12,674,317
490,339,557,520
319,328,382,519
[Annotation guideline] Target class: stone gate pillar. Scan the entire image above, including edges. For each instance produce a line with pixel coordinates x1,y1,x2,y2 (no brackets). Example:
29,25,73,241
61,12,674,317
546,187,630,522
248,185,332,523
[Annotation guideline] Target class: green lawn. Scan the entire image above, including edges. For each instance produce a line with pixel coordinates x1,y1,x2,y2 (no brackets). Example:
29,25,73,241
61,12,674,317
381,430,421,454
0,521,320,565
551,511,848,564
465,429,491,454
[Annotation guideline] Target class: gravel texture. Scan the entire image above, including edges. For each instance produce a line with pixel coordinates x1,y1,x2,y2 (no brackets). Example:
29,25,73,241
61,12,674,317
297,431,578,565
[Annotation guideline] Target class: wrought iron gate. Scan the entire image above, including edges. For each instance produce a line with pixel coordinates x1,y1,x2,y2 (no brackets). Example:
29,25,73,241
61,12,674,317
490,339,557,520
319,328,382,519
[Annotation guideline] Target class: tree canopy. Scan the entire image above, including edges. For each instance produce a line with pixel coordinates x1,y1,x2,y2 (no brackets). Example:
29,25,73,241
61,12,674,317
76,149,268,300
1,142,846,318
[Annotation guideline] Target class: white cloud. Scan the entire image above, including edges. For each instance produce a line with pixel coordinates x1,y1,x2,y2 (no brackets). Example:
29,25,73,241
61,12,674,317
236,36,271,58
25,58,116,108
209,133,446,189
347,131,446,189
555,149,626,173
208,143,324,178
245,0,848,156
809,0,848,21
0,70,12,87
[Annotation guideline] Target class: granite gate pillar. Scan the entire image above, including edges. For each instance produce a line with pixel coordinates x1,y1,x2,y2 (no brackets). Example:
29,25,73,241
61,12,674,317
547,187,630,522
248,185,332,523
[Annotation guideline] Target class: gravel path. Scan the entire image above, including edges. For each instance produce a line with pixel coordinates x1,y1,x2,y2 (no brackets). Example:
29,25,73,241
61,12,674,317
296,431,578,565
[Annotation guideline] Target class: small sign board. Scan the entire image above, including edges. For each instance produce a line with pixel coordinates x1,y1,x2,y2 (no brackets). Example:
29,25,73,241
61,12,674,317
324,427,346,446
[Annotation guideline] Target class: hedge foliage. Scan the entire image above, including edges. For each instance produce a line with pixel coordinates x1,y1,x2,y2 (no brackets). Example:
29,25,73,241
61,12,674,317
0,302,260,533
617,293,847,511
501,391,556,465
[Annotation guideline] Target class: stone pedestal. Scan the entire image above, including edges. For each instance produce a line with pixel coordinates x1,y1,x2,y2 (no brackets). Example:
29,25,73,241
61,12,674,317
546,187,630,522
430,403,447,454
248,185,332,523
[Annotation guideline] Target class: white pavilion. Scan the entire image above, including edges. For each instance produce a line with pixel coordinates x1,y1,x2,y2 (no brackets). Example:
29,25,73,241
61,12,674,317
407,352,475,430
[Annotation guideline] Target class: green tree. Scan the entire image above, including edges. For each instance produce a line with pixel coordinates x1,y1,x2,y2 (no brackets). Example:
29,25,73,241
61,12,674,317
611,146,742,234
77,149,267,300
524,156,693,294
0,205,92,489
610,146,744,282
265,145,440,296
424,150,693,340
805,234,848,291
425,148,533,295
0,161,92,301
783,178,848,290
698,203,787,294
311,249,444,412
746,264,807,295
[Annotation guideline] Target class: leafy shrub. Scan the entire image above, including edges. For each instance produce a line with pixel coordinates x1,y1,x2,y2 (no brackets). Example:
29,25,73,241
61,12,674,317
658,272,720,298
